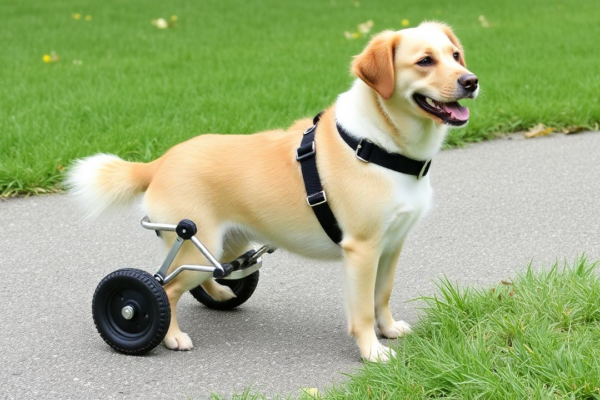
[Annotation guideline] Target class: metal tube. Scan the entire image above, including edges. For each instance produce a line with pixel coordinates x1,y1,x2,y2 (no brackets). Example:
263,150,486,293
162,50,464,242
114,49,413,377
140,216,177,232
140,216,271,283
161,259,264,285
249,245,271,261
161,264,216,285
154,237,184,281
190,236,223,272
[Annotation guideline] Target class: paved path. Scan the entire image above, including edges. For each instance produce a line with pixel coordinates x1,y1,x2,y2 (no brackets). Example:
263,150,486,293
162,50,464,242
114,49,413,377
1,132,599,399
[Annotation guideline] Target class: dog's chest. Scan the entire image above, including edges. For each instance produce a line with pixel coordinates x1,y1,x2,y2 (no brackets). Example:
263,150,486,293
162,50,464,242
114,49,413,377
380,171,432,249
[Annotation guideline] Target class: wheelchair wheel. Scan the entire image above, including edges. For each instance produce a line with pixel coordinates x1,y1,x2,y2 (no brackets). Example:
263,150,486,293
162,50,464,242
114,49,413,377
189,271,259,310
92,268,170,355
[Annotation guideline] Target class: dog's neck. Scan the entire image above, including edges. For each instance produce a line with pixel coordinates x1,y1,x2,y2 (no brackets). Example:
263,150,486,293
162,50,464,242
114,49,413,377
335,80,447,161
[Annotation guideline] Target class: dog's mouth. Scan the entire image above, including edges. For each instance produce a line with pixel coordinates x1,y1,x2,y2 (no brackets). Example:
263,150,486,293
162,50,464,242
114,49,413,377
413,93,470,126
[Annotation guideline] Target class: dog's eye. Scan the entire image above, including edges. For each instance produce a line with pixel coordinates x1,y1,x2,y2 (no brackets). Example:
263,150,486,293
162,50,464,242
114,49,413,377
453,52,460,61
417,56,433,66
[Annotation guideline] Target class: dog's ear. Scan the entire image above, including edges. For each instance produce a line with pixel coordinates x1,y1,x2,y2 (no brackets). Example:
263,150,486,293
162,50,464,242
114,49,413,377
351,31,400,100
422,22,466,67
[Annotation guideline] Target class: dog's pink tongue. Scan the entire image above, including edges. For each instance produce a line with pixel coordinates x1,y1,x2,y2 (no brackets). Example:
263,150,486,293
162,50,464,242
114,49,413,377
442,102,470,121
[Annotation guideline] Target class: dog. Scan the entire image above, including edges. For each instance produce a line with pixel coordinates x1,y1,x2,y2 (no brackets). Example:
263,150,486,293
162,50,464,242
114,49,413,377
67,21,478,362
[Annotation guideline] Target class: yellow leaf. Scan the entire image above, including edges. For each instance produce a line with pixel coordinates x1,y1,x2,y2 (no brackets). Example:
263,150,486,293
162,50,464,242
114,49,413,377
525,123,554,138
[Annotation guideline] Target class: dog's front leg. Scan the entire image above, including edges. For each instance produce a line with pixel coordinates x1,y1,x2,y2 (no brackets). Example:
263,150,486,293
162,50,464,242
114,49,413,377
342,239,395,362
375,243,412,339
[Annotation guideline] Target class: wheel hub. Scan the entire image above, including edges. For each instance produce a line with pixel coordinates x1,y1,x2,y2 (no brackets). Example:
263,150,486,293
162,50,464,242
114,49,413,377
121,305,135,320
107,290,152,335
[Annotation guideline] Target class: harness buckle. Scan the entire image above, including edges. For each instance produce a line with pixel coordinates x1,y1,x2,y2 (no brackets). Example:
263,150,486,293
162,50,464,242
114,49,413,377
306,191,328,207
355,138,374,163
296,142,316,161
417,159,431,180
303,125,316,135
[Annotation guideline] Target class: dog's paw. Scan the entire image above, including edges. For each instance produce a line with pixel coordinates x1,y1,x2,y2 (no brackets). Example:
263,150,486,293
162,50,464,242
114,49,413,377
362,342,397,363
163,331,194,351
201,279,237,301
379,320,412,339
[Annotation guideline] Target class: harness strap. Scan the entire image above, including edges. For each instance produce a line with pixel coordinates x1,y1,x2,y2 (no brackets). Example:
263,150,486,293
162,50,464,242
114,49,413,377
296,113,434,245
296,113,343,244
336,122,432,179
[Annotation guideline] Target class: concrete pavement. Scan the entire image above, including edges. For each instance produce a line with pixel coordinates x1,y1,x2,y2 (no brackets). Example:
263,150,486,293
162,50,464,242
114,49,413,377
0,131,599,399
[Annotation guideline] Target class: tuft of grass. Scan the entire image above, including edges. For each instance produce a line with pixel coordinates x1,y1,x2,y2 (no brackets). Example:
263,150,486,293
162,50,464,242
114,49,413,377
2,0,600,196
323,255,600,399
211,256,600,399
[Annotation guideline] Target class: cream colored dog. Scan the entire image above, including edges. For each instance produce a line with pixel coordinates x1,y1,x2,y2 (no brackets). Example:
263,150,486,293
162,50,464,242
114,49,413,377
67,22,478,362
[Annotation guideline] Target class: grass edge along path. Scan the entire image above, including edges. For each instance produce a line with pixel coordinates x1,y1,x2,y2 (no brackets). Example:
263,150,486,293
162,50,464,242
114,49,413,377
213,255,600,400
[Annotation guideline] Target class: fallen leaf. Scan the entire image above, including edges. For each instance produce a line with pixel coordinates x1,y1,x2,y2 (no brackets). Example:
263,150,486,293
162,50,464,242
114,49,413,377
561,125,587,135
151,18,168,29
43,51,59,63
357,20,373,34
525,123,554,138
478,15,490,28
301,388,321,398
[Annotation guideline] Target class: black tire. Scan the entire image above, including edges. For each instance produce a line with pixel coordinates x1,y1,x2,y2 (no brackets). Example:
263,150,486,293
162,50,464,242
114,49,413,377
92,268,170,355
189,271,259,310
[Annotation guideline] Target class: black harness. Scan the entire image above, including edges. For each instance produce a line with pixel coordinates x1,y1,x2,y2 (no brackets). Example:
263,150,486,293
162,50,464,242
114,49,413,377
296,112,432,245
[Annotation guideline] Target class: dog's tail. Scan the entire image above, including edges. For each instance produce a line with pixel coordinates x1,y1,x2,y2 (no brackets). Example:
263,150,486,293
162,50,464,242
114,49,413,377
65,154,159,219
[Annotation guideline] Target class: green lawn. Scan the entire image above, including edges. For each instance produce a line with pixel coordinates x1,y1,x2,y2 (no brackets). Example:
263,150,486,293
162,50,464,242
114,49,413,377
215,257,600,399
2,0,599,196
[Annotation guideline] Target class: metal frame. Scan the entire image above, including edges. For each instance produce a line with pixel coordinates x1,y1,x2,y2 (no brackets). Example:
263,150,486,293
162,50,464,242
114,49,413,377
140,216,274,285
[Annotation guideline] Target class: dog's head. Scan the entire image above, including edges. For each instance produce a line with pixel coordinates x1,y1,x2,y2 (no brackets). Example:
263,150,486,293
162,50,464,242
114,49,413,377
352,22,478,127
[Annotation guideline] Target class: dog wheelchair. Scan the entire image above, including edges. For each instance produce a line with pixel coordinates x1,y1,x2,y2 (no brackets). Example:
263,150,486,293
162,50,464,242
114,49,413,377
91,216,276,355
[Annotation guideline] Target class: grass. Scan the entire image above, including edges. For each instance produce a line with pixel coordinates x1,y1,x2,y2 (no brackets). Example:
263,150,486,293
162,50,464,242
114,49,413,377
212,256,600,399
2,0,600,197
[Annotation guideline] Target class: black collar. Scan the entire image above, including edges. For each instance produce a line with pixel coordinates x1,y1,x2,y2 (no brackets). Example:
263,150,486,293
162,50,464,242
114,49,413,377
336,122,431,179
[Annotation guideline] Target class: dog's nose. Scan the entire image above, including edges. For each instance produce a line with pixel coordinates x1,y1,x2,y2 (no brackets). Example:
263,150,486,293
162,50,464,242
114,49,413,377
458,74,478,92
